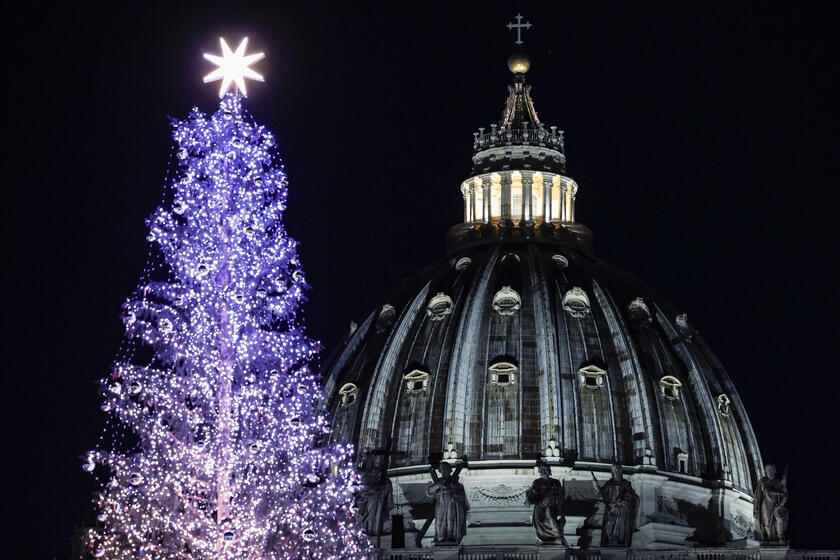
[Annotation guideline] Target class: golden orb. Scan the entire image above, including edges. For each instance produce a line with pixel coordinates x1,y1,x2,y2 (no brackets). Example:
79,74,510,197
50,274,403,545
507,50,531,74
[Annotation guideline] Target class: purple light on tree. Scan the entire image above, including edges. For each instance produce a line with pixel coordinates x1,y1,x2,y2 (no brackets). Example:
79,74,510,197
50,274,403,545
83,40,369,559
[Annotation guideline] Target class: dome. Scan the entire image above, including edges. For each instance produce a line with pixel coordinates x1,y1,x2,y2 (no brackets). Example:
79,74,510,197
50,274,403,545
321,46,763,549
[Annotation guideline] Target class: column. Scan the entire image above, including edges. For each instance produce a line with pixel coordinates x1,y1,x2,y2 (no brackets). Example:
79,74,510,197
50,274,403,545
523,172,532,223
560,180,567,222
462,189,470,222
543,174,551,222
500,171,511,221
569,184,575,222
483,181,491,224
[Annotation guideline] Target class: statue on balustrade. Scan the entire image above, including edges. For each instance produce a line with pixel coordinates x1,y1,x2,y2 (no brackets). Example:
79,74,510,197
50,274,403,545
526,460,568,544
591,464,639,547
426,460,470,544
355,452,394,536
753,464,789,542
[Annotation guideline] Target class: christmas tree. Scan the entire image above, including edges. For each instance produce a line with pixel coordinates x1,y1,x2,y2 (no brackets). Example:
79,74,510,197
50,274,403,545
83,38,368,559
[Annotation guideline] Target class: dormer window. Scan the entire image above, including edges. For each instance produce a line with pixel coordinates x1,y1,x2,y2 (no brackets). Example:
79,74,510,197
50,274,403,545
489,361,517,386
376,304,396,333
493,286,521,316
717,394,731,416
578,364,606,389
675,450,689,474
552,254,568,268
502,252,520,265
562,287,590,318
404,369,430,394
338,383,358,407
628,297,652,323
659,376,682,400
675,313,693,340
427,293,453,321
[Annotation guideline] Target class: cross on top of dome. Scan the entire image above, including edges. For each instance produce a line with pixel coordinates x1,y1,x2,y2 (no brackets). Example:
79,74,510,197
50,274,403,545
470,17,564,170
506,13,532,45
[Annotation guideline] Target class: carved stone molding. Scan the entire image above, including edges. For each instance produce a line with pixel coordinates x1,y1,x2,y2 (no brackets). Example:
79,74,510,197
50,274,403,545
659,376,682,400
544,438,562,459
489,361,517,386
376,304,396,333
563,287,590,318
675,313,694,340
552,254,569,268
338,383,358,407
493,286,521,316
578,364,606,389
469,484,530,505
628,297,652,323
427,292,454,321
404,369,430,395
717,394,731,416
443,441,460,461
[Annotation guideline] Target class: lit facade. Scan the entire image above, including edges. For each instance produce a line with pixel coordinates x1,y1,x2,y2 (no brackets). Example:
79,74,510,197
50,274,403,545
320,47,824,560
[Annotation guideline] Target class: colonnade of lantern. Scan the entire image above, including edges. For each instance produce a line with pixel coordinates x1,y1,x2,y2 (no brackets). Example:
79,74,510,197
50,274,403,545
461,170,578,225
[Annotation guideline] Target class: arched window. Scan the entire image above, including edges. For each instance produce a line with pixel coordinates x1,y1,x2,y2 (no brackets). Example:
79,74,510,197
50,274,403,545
578,364,606,389
659,376,682,399
489,361,517,386
338,383,358,407
404,369,430,394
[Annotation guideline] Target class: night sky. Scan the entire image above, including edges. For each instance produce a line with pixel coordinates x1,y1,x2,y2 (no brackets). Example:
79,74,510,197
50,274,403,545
5,2,839,558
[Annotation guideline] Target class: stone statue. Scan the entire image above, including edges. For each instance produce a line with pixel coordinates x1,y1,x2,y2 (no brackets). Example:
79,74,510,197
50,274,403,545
426,461,470,544
526,460,567,544
753,464,789,542
355,452,394,536
591,464,639,546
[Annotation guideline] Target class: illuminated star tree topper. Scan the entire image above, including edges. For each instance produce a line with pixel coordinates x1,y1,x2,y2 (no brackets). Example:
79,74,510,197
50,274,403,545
203,37,265,97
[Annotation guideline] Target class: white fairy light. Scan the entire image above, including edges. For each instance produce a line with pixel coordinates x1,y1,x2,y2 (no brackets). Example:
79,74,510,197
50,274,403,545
83,89,369,558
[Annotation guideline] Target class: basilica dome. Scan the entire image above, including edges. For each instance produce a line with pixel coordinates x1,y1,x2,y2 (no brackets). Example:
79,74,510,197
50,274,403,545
322,53,763,548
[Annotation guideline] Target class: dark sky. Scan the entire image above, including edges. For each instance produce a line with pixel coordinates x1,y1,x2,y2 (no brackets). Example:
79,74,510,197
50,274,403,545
5,2,839,558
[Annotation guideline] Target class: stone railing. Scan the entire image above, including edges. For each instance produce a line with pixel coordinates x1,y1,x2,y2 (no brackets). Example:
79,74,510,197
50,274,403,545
371,547,840,560
473,124,565,153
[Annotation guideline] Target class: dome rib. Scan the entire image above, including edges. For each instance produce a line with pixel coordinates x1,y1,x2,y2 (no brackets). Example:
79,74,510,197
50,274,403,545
325,244,762,483
359,281,432,454
591,280,656,466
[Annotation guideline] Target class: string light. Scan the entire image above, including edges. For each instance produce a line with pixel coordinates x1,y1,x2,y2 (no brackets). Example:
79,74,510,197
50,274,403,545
84,90,369,559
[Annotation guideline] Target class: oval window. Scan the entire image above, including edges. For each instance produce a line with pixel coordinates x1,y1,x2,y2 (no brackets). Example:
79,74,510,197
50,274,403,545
427,293,453,321
493,286,521,316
